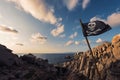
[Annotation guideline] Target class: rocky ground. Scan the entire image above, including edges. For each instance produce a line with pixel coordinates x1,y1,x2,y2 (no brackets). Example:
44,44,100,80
63,34,120,80
0,34,120,80
0,44,68,80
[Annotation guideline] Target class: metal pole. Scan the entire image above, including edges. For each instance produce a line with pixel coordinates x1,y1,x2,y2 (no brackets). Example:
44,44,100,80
79,19,101,80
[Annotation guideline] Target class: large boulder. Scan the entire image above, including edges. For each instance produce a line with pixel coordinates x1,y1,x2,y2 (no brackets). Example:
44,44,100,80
0,44,21,66
112,34,120,60
20,54,36,64
20,54,49,67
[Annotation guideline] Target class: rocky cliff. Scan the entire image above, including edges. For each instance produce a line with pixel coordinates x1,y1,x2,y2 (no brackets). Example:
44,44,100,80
63,34,120,80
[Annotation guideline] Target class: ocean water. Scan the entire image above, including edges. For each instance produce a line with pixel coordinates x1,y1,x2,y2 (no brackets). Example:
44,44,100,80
18,53,74,64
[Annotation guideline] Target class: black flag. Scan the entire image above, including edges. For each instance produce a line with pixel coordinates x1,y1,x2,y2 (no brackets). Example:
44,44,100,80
82,20,111,36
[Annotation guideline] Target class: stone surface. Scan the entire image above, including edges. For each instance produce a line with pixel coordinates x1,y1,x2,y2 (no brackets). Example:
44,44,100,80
112,34,120,60
0,44,67,80
106,60,120,80
0,44,21,66
63,34,120,80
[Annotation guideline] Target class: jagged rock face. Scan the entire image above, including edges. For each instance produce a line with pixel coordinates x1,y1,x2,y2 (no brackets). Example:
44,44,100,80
106,60,120,80
112,34,120,60
63,34,120,80
0,45,67,80
0,44,21,66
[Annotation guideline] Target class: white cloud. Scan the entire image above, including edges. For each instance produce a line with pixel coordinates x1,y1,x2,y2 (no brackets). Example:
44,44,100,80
65,40,74,46
51,25,64,37
96,38,103,43
69,32,77,39
59,34,66,38
75,41,80,45
31,33,47,44
90,12,120,27
63,0,79,11
58,18,62,22
82,0,90,9
8,0,65,37
107,12,120,26
0,25,18,34
65,40,80,46
8,0,59,25
90,16,107,23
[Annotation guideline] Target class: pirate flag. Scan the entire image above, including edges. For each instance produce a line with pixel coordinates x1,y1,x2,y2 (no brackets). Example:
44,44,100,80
82,20,111,36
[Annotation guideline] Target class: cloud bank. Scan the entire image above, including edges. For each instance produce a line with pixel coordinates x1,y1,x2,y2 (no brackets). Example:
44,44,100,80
0,25,18,34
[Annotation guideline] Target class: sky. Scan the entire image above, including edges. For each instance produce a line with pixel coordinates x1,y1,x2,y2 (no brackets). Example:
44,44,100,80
0,0,120,53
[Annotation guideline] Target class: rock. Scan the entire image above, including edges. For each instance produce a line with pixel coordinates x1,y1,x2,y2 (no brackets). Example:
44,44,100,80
0,44,21,66
63,34,120,80
74,52,83,60
79,53,87,71
112,34,120,60
106,60,120,80
0,44,66,80
35,58,48,67
66,72,88,80
0,34,120,80
20,54,49,68
65,55,71,59
20,53,36,64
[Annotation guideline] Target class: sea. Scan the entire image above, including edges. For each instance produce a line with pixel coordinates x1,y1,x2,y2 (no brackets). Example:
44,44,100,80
17,53,74,64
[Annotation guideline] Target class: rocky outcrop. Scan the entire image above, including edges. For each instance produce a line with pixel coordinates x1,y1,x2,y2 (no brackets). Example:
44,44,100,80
63,34,120,80
0,34,120,80
112,34,120,60
0,44,21,66
0,44,67,80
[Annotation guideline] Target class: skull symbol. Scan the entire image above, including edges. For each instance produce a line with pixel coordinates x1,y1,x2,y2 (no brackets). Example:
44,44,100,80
88,22,96,31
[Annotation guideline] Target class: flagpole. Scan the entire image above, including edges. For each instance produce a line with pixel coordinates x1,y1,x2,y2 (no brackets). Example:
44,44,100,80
79,19,101,80
84,36,94,58
79,19,93,57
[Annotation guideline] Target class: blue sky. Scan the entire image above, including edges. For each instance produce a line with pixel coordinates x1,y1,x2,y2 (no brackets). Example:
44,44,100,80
0,0,119,53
